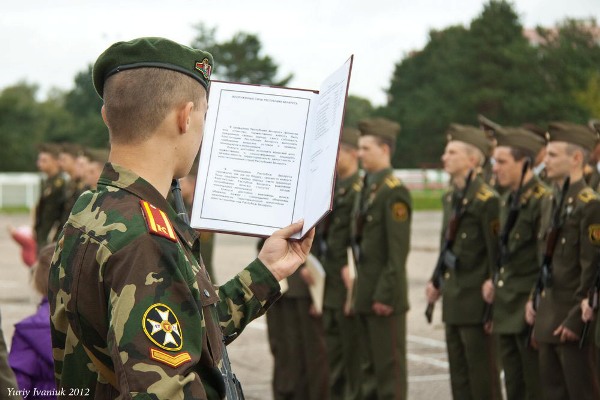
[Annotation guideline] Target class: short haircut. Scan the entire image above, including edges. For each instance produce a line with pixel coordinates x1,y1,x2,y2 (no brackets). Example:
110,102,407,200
509,147,535,166
60,142,82,157
565,143,590,168
103,68,206,144
38,143,60,158
371,135,396,156
462,142,485,167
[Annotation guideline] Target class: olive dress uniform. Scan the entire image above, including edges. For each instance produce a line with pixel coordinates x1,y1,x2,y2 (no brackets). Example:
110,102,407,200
262,240,329,400
34,172,65,251
441,175,503,400
534,122,600,400
353,167,411,400
319,170,362,400
494,176,547,400
491,127,547,400
535,178,600,400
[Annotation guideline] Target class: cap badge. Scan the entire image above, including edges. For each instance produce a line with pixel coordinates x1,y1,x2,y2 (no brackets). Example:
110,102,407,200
195,58,212,79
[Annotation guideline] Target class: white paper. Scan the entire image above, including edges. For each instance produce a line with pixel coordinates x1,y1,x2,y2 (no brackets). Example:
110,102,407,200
304,253,326,314
191,56,353,238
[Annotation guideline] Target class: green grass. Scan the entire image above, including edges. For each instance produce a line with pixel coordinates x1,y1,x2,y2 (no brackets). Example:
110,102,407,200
0,206,30,214
411,189,445,210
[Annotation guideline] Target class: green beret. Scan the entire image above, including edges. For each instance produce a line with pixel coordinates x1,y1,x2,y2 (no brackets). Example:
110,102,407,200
340,127,359,148
547,121,598,151
494,126,545,155
446,123,492,155
93,37,214,98
358,117,401,141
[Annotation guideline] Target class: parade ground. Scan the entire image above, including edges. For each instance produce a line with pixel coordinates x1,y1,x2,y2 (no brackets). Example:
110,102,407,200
1,211,453,399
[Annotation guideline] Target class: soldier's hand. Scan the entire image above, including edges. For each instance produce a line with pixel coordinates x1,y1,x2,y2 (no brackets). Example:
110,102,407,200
481,279,494,304
341,265,352,289
581,299,595,323
300,267,315,286
525,300,536,325
258,220,315,281
553,325,579,343
372,302,394,316
425,281,441,303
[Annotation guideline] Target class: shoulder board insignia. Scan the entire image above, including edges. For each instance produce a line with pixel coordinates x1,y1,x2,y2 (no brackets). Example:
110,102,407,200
532,184,548,199
579,188,598,204
150,348,191,368
352,182,362,192
476,187,494,202
140,200,177,242
385,176,402,189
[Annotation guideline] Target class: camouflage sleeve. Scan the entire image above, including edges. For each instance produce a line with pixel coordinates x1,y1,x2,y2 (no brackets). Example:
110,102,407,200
564,199,600,332
216,258,281,340
102,234,211,398
373,187,412,308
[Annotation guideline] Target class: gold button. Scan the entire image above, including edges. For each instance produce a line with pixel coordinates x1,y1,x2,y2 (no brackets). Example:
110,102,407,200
366,215,373,222
500,267,505,274
498,280,504,287
515,233,520,240
444,272,450,279
561,237,566,244
461,232,467,239
568,197,573,204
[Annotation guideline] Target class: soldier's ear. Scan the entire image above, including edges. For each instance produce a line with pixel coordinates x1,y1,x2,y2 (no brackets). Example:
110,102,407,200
101,105,109,129
177,102,195,134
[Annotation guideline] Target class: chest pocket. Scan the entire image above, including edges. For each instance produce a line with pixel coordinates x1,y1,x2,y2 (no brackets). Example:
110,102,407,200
508,213,535,254
453,211,482,269
557,210,580,259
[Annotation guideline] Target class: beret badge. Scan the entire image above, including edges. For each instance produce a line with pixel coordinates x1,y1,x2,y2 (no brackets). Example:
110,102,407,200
195,58,212,79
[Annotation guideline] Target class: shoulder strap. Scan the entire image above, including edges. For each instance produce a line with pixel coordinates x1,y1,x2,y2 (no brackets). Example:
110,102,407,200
83,345,118,389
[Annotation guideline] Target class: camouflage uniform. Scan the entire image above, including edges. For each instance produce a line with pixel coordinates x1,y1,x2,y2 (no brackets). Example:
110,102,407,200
49,164,281,399
35,173,65,251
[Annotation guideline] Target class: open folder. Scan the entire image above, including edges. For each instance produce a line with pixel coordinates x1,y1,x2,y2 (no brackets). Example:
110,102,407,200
190,56,353,239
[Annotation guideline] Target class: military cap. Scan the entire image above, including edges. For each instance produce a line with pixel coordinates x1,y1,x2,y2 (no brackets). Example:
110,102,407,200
477,114,502,134
589,119,600,135
340,127,360,148
521,123,547,139
446,123,493,155
358,117,401,141
494,126,545,155
93,37,214,98
547,121,598,151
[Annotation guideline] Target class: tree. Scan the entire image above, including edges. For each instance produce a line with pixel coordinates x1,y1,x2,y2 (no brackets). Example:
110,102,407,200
344,95,375,127
190,24,293,86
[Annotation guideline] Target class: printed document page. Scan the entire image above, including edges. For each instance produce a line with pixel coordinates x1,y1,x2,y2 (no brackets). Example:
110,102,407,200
191,82,317,237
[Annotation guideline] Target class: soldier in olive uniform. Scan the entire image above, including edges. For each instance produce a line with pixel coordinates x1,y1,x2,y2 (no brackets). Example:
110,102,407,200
584,120,600,191
34,143,65,252
482,127,547,400
353,117,411,400
49,37,315,398
57,143,86,237
526,122,600,400
316,127,362,400
426,124,502,400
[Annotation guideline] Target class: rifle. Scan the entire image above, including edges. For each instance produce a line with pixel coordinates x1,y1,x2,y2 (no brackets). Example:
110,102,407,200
425,169,474,323
526,177,570,347
171,179,245,400
579,258,600,349
482,160,530,324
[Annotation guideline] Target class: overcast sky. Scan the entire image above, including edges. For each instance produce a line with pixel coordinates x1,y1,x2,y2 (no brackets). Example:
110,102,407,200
2,0,599,106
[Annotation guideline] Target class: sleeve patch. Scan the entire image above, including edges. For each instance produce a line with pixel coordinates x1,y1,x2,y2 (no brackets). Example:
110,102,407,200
149,348,192,368
589,224,600,245
140,200,177,242
490,219,500,236
392,202,409,222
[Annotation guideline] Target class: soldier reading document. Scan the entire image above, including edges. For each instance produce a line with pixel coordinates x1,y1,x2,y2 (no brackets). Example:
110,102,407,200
191,57,353,238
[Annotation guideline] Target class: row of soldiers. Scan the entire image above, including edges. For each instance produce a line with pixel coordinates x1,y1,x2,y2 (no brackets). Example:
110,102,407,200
34,142,108,252
281,117,600,400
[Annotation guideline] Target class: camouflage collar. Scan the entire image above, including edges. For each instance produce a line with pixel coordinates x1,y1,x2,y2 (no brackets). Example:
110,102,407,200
98,163,200,247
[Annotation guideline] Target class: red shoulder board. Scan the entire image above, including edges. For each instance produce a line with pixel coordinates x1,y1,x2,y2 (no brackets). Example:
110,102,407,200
140,200,177,242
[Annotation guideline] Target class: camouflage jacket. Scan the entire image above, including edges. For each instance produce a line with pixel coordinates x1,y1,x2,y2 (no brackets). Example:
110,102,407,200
49,163,281,399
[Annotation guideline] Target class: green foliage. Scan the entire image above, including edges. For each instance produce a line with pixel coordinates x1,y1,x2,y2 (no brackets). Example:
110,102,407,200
344,95,375,127
191,23,293,86
574,72,600,118
383,0,600,167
